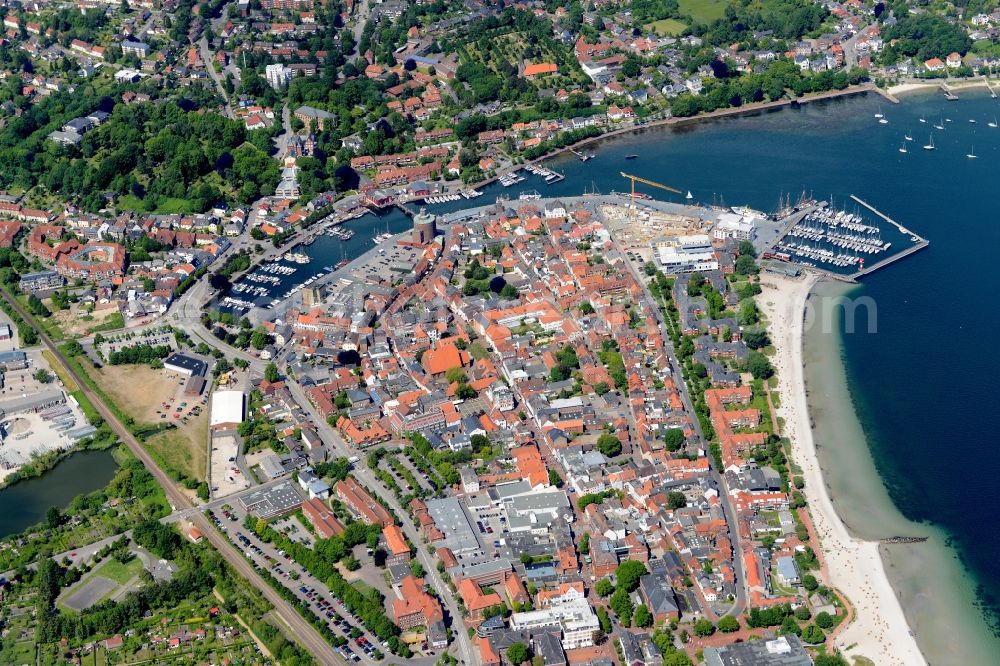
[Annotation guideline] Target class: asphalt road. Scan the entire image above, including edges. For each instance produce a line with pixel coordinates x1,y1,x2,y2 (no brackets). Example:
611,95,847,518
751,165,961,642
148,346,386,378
0,289,345,665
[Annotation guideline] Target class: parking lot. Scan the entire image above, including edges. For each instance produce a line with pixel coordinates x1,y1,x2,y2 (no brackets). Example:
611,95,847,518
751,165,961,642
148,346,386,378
97,328,174,358
207,504,388,665
210,431,248,498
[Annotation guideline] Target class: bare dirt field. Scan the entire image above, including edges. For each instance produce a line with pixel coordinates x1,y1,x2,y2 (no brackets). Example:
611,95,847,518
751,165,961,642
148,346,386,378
48,303,122,338
90,364,209,480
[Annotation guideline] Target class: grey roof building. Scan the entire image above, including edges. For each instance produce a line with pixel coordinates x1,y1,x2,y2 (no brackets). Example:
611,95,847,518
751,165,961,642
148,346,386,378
704,635,813,666
638,573,680,621
532,631,566,666
425,497,480,554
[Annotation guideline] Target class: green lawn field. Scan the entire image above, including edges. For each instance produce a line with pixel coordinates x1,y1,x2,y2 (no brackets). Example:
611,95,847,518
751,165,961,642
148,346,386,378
678,0,730,24
647,18,689,36
95,556,144,584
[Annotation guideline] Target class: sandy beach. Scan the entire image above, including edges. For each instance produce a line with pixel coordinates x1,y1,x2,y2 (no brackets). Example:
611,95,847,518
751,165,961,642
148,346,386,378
887,78,998,97
759,273,926,666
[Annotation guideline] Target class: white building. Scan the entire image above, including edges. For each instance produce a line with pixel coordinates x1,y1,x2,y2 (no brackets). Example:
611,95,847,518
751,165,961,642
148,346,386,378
713,212,756,241
210,390,245,429
265,63,292,90
488,384,514,412
510,598,599,649
654,234,718,273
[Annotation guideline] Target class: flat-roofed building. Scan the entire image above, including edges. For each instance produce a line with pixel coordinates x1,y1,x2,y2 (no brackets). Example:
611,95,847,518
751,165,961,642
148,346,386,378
164,353,207,377
240,481,303,518
509,597,599,650
210,390,245,430
704,635,811,666
654,234,719,273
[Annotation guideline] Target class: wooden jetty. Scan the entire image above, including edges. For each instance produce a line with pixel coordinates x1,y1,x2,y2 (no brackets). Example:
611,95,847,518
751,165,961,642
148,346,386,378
940,83,958,100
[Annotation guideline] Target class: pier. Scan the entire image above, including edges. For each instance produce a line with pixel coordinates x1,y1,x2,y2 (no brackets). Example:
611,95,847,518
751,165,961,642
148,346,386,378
985,77,998,99
396,202,418,218
940,83,958,100
764,203,823,253
847,194,930,278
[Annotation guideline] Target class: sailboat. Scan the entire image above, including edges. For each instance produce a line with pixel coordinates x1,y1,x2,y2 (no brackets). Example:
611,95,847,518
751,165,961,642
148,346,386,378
923,135,935,151
919,115,926,123
933,119,944,130
878,116,889,125
967,145,977,159
969,119,977,124
904,133,913,141
874,105,884,119
989,116,998,128
899,141,907,154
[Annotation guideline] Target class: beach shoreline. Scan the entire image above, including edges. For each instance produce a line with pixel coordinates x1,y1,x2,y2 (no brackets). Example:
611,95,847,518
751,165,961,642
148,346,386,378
888,78,999,97
759,273,926,666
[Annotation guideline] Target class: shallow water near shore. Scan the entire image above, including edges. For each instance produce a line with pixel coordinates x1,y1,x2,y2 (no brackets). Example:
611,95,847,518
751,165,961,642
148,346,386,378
804,279,1000,664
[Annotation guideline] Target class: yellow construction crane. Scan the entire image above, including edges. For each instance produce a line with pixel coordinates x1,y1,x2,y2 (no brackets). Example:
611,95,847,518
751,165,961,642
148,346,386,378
620,172,682,200
620,172,682,223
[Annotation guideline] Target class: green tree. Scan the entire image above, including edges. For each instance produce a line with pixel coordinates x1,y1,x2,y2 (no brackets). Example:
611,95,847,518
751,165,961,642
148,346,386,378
444,366,467,384
548,469,563,487
595,578,614,597
264,362,280,382
597,605,612,633
33,369,53,383
742,326,769,350
610,587,633,623
735,254,759,275
615,560,648,592
801,624,826,644
739,299,759,325
693,618,715,637
597,432,622,457
746,350,774,379
802,574,818,591
717,615,740,632
45,506,61,529
667,491,687,510
250,328,270,350
664,428,685,452
815,611,834,629
634,604,652,627
506,641,529,666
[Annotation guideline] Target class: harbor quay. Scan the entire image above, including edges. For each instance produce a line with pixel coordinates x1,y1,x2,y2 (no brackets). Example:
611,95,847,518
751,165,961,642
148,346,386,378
214,184,931,328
